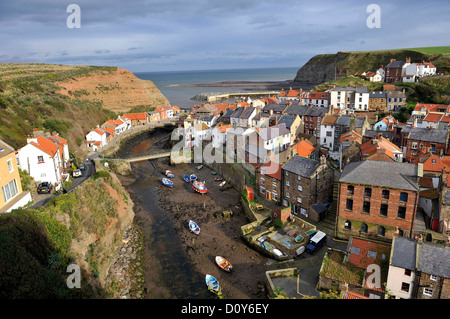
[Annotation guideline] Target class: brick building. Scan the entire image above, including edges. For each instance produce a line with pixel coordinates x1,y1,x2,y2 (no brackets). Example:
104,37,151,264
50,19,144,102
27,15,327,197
337,160,421,242
281,155,334,221
405,127,449,162
256,161,282,204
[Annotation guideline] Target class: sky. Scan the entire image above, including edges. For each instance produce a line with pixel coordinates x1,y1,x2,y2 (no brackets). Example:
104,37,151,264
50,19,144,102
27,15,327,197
0,0,449,72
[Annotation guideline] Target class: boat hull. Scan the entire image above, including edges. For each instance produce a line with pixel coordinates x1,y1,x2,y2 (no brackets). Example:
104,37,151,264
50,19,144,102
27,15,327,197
215,256,233,272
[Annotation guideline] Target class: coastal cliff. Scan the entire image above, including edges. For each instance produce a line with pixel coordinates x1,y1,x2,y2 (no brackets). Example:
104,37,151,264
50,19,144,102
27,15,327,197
57,67,170,113
293,48,450,88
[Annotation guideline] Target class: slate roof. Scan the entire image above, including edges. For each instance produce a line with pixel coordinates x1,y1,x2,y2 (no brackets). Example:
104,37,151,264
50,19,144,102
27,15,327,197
408,127,448,144
331,86,369,93
282,155,320,178
310,202,327,214
231,107,244,118
277,115,297,130
386,60,406,69
240,106,255,119
284,104,310,116
257,123,290,140
221,109,235,119
417,242,450,278
369,92,387,98
336,116,366,128
339,160,420,191
305,106,328,117
390,236,417,270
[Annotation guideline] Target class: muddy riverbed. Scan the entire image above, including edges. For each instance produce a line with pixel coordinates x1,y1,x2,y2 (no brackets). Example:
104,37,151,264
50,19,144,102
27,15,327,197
115,129,270,299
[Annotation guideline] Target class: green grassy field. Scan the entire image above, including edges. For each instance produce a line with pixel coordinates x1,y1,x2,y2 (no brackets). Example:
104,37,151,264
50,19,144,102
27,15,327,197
349,46,450,55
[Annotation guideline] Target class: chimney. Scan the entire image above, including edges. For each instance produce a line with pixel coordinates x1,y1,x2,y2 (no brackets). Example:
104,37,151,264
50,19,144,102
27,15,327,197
390,58,396,63
406,57,411,64
417,163,423,177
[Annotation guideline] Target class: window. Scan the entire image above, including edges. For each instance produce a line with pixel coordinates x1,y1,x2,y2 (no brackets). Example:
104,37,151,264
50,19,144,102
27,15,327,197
347,185,354,195
363,201,370,214
380,204,388,217
351,247,360,255
37,155,44,163
364,187,372,198
2,179,18,203
382,190,390,200
260,177,265,185
401,282,410,293
360,223,368,233
398,206,406,219
430,275,437,281
272,183,278,192
7,159,13,173
378,226,385,236
344,220,351,230
367,250,377,258
297,197,302,204
298,185,302,191
404,269,411,276
286,192,290,199
346,199,353,211
297,175,301,181
286,180,290,187
400,192,408,202
300,208,307,216
423,288,433,297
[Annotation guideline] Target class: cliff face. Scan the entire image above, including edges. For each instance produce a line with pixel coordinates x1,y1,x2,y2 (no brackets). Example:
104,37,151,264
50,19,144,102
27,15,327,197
57,67,170,113
293,49,450,88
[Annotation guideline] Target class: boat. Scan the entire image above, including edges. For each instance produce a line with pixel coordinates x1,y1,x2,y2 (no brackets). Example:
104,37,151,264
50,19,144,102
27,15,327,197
215,256,233,272
219,181,226,187
214,177,223,181
183,174,191,182
211,171,217,175
190,174,197,181
295,235,304,243
205,274,221,294
189,220,200,234
162,178,173,187
165,170,174,178
196,165,203,170
192,180,207,194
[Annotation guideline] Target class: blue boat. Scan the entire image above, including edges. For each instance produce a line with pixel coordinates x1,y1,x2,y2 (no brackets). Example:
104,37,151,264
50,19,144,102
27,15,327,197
190,174,197,181
189,220,200,234
205,274,221,294
183,174,191,182
162,178,173,187
165,170,174,178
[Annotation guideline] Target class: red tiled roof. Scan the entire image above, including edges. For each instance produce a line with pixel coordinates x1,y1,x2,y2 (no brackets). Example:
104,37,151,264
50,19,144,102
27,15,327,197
411,153,443,172
342,291,370,300
293,140,315,158
260,161,282,180
123,113,148,121
30,135,58,157
423,112,443,123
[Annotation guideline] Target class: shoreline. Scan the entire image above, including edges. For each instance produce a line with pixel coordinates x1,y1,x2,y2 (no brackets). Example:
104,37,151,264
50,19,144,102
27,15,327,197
178,80,294,89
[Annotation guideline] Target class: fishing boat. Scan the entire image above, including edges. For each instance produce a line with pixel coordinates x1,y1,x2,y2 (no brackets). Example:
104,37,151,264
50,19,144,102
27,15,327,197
205,274,221,294
211,171,217,175
215,256,233,272
196,165,203,170
165,170,174,178
162,178,173,187
192,180,207,194
214,177,223,181
190,174,197,181
189,220,200,234
183,174,191,182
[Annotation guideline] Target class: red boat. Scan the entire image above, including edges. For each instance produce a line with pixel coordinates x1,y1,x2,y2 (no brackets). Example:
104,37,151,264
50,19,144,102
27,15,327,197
193,180,207,194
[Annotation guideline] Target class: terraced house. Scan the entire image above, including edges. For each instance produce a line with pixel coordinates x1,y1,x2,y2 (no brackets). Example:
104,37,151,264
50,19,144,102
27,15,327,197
337,160,421,242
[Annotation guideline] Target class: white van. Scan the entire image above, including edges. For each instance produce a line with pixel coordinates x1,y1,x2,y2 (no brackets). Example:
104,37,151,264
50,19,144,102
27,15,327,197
305,231,327,254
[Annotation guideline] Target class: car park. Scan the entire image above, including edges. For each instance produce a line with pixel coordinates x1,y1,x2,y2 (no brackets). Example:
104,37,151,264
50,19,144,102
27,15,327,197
37,182,53,194
73,169,82,177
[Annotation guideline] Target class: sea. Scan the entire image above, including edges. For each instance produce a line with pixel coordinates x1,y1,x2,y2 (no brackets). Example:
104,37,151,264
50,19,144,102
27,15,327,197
134,67,299,109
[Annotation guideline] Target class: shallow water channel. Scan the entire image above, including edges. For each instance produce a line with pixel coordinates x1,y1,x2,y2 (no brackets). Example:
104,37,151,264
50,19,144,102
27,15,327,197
116,128,211,299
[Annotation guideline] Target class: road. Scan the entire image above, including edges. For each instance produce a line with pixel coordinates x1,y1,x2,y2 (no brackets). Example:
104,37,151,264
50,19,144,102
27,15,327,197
29,158,96,209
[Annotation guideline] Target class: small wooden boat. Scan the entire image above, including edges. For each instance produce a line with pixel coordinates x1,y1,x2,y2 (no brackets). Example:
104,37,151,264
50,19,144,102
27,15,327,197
205,274,221,294
193,180,207,194
214,177,223,181
196,165,203,170
183,174,191,182
215,256,233,272
189,220,200,234
165,170,174,178
162,178,173,187
190,174,197,181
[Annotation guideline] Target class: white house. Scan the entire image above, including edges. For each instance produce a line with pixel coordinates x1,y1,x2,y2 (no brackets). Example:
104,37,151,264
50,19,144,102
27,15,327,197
16,135,64,186
320,115,338,150
185,123,211,148
354,88,370,111
417,62,437,77
86,127,108,148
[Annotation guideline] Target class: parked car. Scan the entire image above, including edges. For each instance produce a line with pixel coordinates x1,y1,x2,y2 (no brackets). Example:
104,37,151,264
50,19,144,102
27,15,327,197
305,231,327,254
79,163,86,171
73,169,82,177
37,182,53,194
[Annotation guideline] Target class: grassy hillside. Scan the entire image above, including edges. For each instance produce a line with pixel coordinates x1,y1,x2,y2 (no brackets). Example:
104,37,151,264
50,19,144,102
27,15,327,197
0,63,119,155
